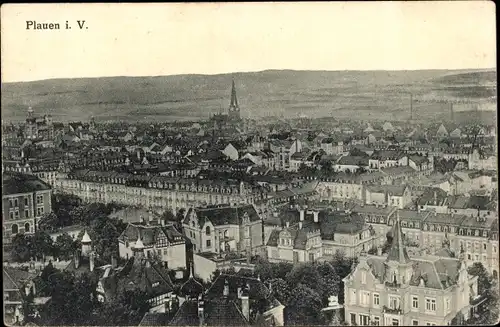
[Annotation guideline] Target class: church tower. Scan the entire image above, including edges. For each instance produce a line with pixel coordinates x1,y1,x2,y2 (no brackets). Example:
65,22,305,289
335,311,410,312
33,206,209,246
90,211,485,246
384,211,413,287
228,79,240,120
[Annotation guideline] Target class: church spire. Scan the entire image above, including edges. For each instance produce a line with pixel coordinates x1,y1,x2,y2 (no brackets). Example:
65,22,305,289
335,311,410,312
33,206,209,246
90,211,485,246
230,78,239,110
386,211,410,264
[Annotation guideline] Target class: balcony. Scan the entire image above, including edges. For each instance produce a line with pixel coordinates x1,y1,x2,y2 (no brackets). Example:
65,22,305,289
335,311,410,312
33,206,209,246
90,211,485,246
382,305,403,315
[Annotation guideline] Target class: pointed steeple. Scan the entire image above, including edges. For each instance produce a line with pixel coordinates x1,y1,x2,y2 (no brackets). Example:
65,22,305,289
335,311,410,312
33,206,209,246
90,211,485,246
229,78,239,110
386,211,410,264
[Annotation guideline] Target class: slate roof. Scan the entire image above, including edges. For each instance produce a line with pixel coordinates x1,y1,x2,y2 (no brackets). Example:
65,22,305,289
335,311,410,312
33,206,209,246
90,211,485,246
139,312,176,326
3,266,36,290
337,155,369,166
366,185,407,196
2,172,51,195
184,205,260,226
102,257,174,300
118,223,184,246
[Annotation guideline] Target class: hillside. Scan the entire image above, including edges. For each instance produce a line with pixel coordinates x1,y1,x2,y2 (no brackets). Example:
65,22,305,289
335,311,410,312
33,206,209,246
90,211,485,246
1,69,496,123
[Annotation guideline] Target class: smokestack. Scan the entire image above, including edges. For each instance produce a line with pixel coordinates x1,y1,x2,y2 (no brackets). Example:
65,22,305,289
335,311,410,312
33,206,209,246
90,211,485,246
299,210,305,221
313,211,319,223
241,286,250,322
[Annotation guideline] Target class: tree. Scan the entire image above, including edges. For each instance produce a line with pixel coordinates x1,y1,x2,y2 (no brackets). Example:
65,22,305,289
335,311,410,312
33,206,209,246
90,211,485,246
31,231,54,261
269,278,293,306
38,212,59,232
467,262,492,295
11,234,32,262
54,233,78,260
286,284,327,326
93,287,150,326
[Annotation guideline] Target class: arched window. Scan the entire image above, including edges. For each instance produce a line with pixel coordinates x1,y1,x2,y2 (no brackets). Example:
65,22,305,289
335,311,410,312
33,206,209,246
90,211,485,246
205,226,211,236
24,223,30,233
12,224,18,234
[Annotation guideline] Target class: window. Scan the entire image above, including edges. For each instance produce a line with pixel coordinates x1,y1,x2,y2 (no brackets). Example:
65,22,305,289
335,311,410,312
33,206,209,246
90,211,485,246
350,313,356,325
24,198,29,206
24,210,29,218
426,323,436,326
14,199,18,207
12,224,18,234
475,254,479,261
206,240,211,248
9,212,14,220
389,296,399,309
445,297,451,313
412,296,419,309
373,293,380,306
361,291,370,306
468,254,472,260
425,298,436,312
484,243,487,250
361,271,367,284
359,315,369,326
350,289,356,304
392,318,399,326
412,320,419,326
36,195,43,204
205,226,211,235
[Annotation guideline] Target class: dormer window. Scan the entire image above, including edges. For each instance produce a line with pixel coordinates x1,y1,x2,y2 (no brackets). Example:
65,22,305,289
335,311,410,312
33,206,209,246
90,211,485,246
206,226,211,236
152,282,160,287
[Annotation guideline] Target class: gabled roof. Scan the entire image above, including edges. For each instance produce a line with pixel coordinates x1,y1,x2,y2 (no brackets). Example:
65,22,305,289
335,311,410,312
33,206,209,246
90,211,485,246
184,205,260,226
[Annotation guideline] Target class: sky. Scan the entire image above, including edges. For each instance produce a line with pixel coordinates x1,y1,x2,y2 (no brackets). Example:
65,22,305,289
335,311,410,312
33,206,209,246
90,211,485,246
1,2,496,83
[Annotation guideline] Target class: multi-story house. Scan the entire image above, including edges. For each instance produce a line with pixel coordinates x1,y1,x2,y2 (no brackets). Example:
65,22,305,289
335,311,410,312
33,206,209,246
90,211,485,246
99,241,177,313
334,155,369,173
2,173,52,243
365,185,412,209
183,204,263,255
266,139,302,170
3,266,50,325
118,221,187,271
343,214,480,326
320,138,344,155
57,170,267,215
266,208,383,262
161,273,284,326
368,150,408,170
316,172,386,203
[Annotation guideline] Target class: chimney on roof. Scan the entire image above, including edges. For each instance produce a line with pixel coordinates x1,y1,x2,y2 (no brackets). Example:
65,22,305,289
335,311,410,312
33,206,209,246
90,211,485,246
148,210,153,225
299,221,303,229
377,246,382,256
286,221,290,228
313,211,319,223
299,210,305,221
140,215,144,224
111,255,117,269
434,191,437,205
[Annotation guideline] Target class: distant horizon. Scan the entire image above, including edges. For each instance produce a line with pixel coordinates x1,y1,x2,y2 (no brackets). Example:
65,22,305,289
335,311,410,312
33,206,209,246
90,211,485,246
4,67,497,84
